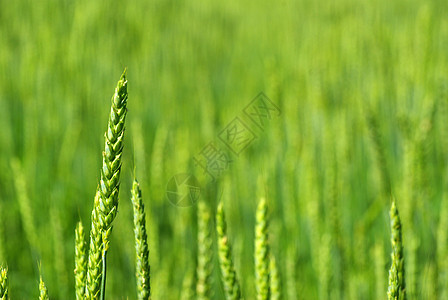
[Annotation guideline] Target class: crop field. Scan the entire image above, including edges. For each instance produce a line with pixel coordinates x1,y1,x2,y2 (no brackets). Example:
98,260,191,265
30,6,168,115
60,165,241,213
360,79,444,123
0,0,448,299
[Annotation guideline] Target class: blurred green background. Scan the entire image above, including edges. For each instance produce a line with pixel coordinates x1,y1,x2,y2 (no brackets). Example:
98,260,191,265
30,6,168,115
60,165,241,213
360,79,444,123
1,0,448,298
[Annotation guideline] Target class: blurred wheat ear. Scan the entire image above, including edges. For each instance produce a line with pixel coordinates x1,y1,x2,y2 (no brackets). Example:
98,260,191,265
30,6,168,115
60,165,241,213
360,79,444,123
255,198,270,300
131,178,151,300
197,201,213,300
0,266,8,300
387,199,406,300
216,202,242,300
85,69,128,300
39,272,49,300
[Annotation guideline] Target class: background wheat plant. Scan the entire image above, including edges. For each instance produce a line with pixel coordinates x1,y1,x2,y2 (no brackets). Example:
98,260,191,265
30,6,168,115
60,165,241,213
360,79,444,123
216,202,242,300
131,178,151,300
197,201,213,300
255,198,270,300
387,200,406,300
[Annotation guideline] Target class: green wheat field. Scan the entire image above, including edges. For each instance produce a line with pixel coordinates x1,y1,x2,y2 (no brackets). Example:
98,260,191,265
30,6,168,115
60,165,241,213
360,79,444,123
1,0,448,299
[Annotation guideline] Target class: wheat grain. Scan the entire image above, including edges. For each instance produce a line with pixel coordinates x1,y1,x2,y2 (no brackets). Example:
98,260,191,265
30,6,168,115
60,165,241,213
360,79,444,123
216,202,241,300
131,178,151,300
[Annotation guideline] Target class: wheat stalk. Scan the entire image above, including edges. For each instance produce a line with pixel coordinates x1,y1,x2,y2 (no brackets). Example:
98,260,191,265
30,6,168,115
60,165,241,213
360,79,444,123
74,222,87,300
387,199,406,300
131,178,151,300
216,202,241,300
255,198,270,300
196,201,213,300
0,266,8,300
85,69,128,299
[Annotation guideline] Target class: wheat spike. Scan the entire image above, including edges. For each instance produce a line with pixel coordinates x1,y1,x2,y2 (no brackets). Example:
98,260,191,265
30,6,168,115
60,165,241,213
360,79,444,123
97,69,128,230
86,191,103,299
196,201,213,300
0,267,8,300
216,202,241,300
255,198,270,300
39,273,49,300
131,178,151,300
85,69,128,299
387,199,406,300
74,222,87,300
